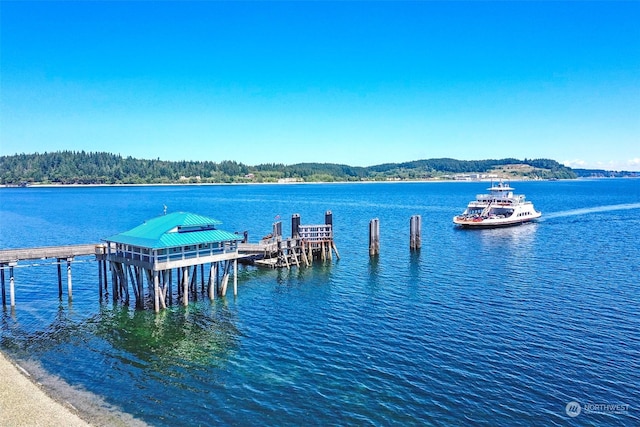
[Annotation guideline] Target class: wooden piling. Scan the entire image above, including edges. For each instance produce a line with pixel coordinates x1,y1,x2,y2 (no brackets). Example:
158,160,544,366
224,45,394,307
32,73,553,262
66,258,73,301
233,259,238,297
220,261,230,297
153,271,160,313
110,262,117,301
98,260,103,298
278,241,290,269
191,265,198,299
332,242,341,260
102,260,108,296
290,241,300,267
138,268,144,307
130,267,139,302
410,215,422,250
159,271,167,310
325,210,333,227
1,265,5,306
182,266,189,306
300,241,310,267
200,264,205,292
369,218,380,256
208,262,216,300
57,260,63,298
177,267,182,299
291,214,300,238
9,264,16,307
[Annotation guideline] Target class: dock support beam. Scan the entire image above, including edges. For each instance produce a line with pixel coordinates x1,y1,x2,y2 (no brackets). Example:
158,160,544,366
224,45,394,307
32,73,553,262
369,218,380,256
410,215,422,251
332,242,341,260
220,261,230,297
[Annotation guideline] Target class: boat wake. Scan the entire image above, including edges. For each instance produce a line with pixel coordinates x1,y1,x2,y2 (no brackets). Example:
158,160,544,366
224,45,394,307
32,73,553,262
542,203,640,220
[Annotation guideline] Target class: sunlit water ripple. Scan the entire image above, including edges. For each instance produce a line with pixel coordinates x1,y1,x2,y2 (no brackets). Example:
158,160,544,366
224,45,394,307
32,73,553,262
1,179,639,426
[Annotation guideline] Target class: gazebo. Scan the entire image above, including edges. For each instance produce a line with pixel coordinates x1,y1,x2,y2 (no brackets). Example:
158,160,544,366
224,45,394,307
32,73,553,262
104,212,243,312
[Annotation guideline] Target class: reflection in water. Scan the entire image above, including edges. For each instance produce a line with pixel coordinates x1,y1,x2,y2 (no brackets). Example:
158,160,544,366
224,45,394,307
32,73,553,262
94,303,241,369
477,221,539,247
473,223,540,279
368,255,380,288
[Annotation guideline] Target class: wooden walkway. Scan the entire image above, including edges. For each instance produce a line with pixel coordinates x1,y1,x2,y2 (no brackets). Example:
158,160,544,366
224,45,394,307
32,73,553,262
0,244,102,263
237,241,278,255
0,244,107,307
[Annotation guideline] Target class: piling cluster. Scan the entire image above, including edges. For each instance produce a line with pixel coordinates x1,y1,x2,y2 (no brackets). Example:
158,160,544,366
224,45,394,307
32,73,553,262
369,215,422,256
240,211,340,268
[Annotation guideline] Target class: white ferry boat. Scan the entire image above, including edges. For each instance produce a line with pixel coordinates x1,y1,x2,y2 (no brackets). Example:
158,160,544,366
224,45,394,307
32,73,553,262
453,181,542,228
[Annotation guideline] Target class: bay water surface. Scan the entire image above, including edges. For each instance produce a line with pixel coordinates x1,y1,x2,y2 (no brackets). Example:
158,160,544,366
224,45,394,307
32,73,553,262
1,180,639,426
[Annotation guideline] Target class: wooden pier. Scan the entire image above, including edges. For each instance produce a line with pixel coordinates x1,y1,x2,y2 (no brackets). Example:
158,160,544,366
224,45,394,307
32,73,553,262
0,244,99,263
0,210,340,312
1,211,428,311
0,244,105,307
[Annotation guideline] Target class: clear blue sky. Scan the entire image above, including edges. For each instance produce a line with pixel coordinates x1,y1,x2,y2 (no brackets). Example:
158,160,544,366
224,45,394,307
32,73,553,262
2,1,639,170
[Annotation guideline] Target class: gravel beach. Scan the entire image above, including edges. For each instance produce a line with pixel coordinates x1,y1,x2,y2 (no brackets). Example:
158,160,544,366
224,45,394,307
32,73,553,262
0,351,90,427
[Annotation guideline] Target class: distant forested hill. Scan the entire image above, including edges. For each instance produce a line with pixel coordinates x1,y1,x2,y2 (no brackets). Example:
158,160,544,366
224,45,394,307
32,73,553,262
0,151,576,185
572,168,639,178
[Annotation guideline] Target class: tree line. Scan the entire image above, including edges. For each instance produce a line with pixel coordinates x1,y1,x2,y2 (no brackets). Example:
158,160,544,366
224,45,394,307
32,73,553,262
0,151,576,185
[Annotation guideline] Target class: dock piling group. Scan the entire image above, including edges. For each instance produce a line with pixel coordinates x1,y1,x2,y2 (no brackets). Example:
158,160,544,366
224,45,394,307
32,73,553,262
242,211,339,269
369,214,423,256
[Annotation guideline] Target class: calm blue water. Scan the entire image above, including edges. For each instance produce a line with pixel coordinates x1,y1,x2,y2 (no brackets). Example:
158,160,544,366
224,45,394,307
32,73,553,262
1,180,639,426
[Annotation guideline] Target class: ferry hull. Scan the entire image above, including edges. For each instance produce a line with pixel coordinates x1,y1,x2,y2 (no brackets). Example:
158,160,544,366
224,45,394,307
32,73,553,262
453,213,541,229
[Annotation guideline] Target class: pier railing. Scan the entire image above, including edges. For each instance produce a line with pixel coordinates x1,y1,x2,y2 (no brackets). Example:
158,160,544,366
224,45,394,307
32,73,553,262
298,224,332,242
108,242,239,266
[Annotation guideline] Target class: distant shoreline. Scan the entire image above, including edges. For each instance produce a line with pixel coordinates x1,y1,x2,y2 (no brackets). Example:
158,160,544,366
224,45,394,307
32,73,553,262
0,177,585,189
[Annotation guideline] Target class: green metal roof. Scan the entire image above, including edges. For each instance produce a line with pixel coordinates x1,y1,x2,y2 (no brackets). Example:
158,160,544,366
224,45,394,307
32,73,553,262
104,212,241,249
